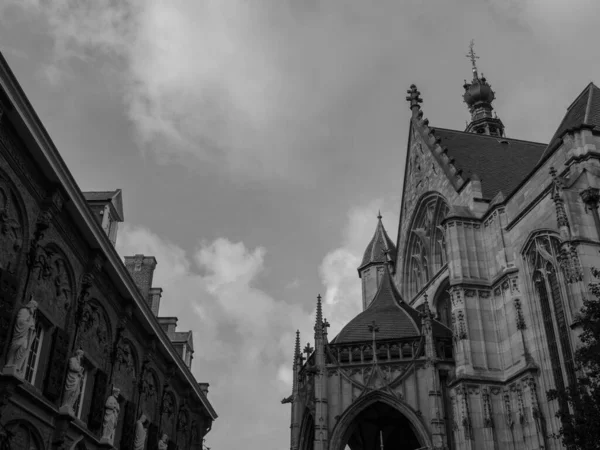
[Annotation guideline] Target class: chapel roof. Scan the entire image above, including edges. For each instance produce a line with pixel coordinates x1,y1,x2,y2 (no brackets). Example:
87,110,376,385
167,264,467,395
358,213,397,273
540,82,600,161
433,129,546,200
331,266,452,344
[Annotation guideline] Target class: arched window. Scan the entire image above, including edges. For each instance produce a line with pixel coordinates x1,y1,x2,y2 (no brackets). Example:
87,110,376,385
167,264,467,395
524,233,577,392
403,194,449,300
433,280,452,329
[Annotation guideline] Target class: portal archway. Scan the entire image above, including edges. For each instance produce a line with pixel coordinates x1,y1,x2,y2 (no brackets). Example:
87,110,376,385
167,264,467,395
330,392,431,450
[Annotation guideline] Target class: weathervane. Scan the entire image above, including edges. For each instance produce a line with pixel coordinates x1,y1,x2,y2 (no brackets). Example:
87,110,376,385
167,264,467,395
466,39,479,76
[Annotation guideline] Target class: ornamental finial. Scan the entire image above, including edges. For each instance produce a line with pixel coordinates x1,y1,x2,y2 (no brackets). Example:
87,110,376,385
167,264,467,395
466,39,479,77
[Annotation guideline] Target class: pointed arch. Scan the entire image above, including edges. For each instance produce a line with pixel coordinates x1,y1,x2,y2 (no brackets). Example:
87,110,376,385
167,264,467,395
4,419,46,450
433,278,452,329
328,391,432,450
403,192,449,300
521,231,577,397
139,366,161,424
298,408,315,450
160,389,179,440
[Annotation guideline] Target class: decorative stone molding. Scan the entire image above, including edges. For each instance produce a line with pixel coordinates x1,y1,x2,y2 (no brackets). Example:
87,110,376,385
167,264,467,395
514,299,526,330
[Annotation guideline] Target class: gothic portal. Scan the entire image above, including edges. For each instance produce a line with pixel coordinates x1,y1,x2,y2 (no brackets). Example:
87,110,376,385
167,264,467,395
284,43,600,450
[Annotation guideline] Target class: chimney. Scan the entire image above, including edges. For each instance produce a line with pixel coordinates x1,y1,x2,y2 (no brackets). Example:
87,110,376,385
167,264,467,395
198,383,209,396
124,255,157,300
158,317,178,337
148,287,163,316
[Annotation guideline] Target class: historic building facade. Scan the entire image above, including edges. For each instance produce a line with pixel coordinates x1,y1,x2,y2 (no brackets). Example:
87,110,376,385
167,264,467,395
0,53,216,450
286,48,600,450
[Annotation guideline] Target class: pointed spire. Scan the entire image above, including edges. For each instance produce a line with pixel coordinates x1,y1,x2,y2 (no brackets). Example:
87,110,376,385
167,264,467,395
314,294,323,337
358,214,397,275
294,330,301,364
377,210,382,220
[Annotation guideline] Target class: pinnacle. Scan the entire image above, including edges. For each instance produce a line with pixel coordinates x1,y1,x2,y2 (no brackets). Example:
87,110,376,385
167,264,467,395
314,294,323,335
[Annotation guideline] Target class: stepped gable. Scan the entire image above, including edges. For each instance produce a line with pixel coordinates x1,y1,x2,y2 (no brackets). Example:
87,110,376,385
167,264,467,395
332,266,451,344
540,82,600,161
358,213,396,272
434,129,546,200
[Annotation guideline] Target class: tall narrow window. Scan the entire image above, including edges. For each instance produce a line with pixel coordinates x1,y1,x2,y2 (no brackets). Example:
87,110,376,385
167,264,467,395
524,233,576,392
404,194,449,300
24,323,44,385
74,369,88,419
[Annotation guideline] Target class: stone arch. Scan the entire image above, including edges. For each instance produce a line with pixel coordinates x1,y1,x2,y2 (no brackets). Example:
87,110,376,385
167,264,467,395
27,241,76,329
403,192,449,301
329,391,432,450
113,337,139,401
0,168,29,274
68,436,88,450
4,419,46,450
160,390,178,440
77,298,112,371
139,366,161,424
297,408,315,450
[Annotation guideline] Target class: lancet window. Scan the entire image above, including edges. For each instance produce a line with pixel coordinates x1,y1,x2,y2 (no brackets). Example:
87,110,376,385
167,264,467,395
403,194,449,300
524,233,577,392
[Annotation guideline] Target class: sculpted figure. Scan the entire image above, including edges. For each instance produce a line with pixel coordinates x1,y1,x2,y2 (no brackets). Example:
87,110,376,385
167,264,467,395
101,387,121,444
158,434,168,450
5,299,38,376
133,415,149,450
61,349,85,414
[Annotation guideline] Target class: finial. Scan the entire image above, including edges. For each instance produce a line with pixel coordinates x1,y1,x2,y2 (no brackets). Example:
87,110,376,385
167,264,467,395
377,210,382,220
422,293,432,316
314,294,323,335
322,318,330,336
466,39,479,78
406,84,423,111
294,330,301,361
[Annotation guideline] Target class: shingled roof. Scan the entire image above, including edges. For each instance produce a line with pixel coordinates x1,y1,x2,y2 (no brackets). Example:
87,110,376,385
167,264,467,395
540,82,600,161
434,129,546,200
358,214,397,274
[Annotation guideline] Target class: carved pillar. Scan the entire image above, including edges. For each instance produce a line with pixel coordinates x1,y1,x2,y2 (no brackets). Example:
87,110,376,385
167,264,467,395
449,287,471,374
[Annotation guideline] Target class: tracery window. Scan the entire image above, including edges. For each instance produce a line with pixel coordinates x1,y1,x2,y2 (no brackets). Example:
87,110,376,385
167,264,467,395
524,233,577,392
403,194,449,300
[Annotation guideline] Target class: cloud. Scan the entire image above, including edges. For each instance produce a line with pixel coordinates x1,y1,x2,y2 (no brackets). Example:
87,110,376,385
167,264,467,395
319,199,399,337
116,224,316,447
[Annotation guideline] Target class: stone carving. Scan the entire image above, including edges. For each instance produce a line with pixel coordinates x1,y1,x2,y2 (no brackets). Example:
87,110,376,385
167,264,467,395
158,434,168,450
78,300,110,366
0,183,23,272
30,246,73,326
514,299,526,330
4,299,38,377
482,388,494,428
61,349,85,414
101,387,121,444
134,414,149,450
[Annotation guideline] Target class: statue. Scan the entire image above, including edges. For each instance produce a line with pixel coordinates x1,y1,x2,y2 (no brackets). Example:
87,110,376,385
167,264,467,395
101,387,121,444
4,299,38,377
61,349,85,414
158,434,168,450
133,415,149,450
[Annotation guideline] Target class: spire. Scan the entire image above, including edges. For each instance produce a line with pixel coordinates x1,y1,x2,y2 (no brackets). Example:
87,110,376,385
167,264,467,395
462,40,505,137
314,294,323,337
358,213,397,275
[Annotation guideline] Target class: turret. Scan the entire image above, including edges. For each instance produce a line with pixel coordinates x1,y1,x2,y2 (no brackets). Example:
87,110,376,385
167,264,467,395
463,40,505,137
358,212,397,310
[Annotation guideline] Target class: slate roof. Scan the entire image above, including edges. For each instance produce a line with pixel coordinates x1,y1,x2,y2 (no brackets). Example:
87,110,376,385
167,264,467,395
332,266,451,344
434,129,546,200
358,215,397,272
540,82,600,161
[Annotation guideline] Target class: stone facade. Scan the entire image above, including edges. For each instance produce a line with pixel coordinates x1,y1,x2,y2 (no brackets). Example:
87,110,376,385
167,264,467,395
0,54,216,450
287,77,600,450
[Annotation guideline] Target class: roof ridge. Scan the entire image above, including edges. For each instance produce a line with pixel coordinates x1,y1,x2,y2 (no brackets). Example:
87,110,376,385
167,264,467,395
564,81,596,112
584,82,595,124
432,127,547,146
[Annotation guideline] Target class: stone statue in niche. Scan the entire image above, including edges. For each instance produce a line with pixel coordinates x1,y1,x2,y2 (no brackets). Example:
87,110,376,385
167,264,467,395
133,414,149,450
61,349,85,415
101,387,121,445
4,299,38,377
0,185,23,271
78,302,109,365
31,247,72,326
158,434,168,450
115,342,135,376
140,370,158,423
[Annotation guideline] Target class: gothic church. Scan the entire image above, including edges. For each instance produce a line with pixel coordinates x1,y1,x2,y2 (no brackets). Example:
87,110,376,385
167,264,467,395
285,46,600,450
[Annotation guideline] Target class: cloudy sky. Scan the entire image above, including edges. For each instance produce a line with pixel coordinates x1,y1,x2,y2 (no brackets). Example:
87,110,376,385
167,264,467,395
2,0,600,448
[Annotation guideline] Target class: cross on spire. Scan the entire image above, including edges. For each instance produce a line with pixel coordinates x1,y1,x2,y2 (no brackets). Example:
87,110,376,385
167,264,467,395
405,84,423,111
322,318,330,335
466,39,479,71
303,343,314,358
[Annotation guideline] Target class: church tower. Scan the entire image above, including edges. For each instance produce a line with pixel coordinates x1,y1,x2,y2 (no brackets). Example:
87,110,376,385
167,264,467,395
462,40,505,137
357,213,396,310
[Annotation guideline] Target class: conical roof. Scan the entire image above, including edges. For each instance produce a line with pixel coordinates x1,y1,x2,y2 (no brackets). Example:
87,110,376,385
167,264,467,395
332,266,421,344
358,213,397,273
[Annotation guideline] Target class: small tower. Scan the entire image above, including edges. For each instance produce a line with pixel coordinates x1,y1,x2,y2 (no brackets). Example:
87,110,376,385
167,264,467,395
358,212,397,310
462,40,505,137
